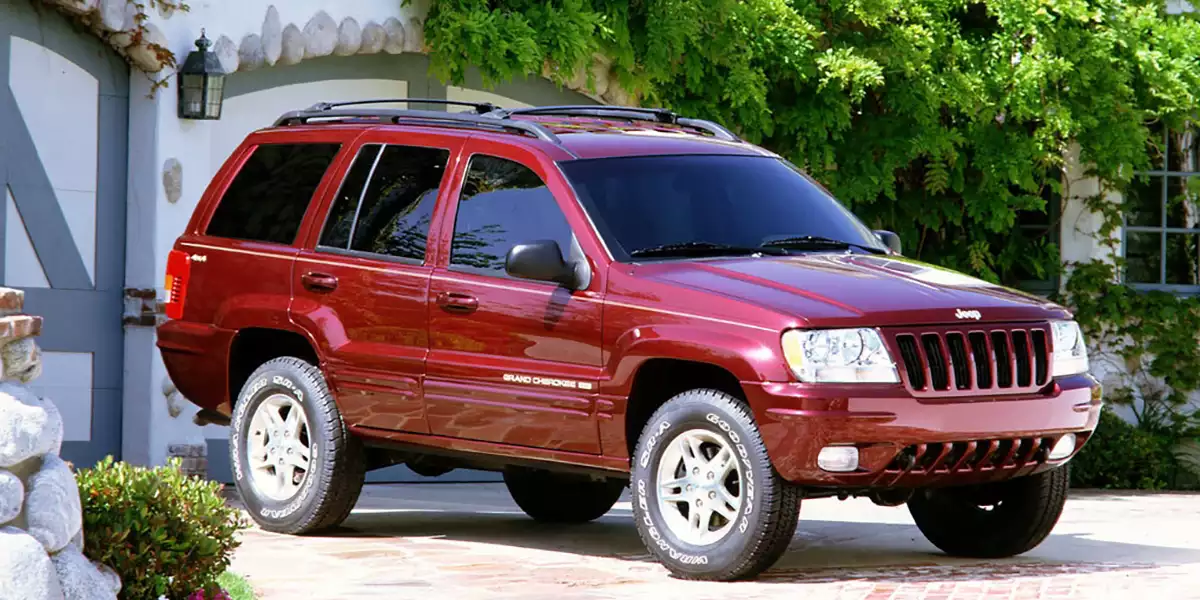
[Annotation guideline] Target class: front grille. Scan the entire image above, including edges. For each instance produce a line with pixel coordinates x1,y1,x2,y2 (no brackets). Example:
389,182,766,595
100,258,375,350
884,437,1054,474
891,325,1050,396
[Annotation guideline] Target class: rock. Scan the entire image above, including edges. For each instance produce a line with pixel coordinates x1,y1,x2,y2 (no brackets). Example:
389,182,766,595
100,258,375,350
0,470,22,525
0,288,22,315
0,383,62,468
280,24,306,66
97,0,124,31
567,67,588,91
54,0,98,16
238,34,265,71
382,18,405,54
334,17,362,56
162,159,182,205
304,11,338,58
3,337,42,383
51,545,121,600
360,21,386,54
213,35,239,74
67,529,83,552
603,84,633,107
262,5,282,66
24,455,82,554
107,31,131,49
126,22,168,73
590,60,611,98
0,527,64,600
405,17,425,52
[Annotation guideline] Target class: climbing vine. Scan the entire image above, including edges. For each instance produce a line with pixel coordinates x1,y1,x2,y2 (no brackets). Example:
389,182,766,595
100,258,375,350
421,1,1200,439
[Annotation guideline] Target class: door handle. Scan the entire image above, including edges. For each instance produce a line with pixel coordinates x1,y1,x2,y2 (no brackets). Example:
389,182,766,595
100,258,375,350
436,291,479,314
301,271,339,293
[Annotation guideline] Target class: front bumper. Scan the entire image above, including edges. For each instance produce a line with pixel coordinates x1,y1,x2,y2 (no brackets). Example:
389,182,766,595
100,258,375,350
747,373,1102,488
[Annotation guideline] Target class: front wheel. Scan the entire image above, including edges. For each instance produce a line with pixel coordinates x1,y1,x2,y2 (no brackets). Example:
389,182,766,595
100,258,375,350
632,389,800,581
908,465,1070,558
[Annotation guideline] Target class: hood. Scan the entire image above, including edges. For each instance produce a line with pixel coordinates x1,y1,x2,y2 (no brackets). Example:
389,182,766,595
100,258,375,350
633,254,1070,327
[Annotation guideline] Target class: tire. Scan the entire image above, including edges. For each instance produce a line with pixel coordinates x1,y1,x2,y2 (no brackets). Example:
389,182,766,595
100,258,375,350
631,389,801,581
908,464,1070,558
504,468,626,523
229,356,365,535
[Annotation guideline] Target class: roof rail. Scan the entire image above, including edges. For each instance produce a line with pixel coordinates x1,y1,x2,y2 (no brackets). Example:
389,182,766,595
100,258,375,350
272,106,562,145
495,105,741,142
304,98,501,114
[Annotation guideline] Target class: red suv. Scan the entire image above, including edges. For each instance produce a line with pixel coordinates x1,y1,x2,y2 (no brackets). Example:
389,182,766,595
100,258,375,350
158,100,1101,581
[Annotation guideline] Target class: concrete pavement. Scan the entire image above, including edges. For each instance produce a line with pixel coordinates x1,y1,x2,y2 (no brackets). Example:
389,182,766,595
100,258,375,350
229,483,1200,599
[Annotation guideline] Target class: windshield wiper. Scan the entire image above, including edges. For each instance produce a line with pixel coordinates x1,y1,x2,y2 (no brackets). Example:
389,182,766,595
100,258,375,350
760,235,885,255
629,241,787,258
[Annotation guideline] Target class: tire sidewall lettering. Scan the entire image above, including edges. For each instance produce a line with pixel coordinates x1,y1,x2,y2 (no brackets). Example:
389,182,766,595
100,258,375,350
705,413,757,534
232,370,320,523
635,406,764,569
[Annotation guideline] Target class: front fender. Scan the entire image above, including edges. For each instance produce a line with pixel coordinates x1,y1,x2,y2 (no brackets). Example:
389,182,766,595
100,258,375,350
604,323,791,396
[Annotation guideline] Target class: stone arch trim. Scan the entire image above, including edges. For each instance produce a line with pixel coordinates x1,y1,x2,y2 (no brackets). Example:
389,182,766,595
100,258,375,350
35,0,635,106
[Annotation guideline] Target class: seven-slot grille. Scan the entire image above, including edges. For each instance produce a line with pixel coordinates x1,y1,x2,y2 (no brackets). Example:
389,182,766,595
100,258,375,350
889,324,1050,396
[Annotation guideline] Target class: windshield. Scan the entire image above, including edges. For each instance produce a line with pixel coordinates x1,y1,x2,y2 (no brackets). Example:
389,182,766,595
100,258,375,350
559,154,884,261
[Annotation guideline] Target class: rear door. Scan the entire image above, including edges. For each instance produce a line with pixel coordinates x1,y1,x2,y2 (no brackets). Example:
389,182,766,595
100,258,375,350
290,129,468,433
424,139,605,454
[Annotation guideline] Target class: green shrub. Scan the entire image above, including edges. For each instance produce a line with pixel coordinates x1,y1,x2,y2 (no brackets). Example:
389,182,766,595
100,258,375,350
1071,408,1177,490
76,457,246,600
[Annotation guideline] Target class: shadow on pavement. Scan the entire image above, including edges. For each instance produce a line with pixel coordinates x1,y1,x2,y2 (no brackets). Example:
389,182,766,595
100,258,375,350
305,506,1200,582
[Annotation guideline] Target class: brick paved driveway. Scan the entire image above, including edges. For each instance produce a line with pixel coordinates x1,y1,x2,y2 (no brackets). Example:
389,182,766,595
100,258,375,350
229,484,1200,600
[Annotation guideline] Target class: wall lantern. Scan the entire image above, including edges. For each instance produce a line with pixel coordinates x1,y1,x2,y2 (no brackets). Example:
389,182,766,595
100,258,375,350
177,30,226,120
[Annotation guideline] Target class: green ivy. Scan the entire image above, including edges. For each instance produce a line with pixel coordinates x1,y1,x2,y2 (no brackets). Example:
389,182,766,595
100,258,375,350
420,0,1200,481
422,0,1200,285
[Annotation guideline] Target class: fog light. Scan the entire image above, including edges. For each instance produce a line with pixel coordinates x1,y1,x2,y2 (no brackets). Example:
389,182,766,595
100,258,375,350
1049,433,1076,461
817,446,860,472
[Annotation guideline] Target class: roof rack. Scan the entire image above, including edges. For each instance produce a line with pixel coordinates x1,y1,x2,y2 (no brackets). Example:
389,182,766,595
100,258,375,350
304,98,501,114
273,103,561,145
494,105,741,142
273,98,742,146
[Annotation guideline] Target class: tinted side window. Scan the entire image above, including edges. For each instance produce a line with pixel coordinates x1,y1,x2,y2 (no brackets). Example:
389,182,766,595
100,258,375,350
349,145,449,261
450,155,573,276
206,143,341,244
319,144,381,249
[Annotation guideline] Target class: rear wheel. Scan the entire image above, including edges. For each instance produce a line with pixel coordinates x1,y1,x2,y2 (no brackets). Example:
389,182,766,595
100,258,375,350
230,357,365,534
504,468,626,523
908,465,1070,558
631,389,800,581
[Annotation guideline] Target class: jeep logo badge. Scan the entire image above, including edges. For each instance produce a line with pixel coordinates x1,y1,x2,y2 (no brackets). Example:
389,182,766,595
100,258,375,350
955,309,982,320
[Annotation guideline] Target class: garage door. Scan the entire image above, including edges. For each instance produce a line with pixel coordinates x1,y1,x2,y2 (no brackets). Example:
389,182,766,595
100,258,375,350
0,0,128,469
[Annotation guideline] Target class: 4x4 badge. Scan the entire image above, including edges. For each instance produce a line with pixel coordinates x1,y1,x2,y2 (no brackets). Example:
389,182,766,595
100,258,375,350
955,309,982,320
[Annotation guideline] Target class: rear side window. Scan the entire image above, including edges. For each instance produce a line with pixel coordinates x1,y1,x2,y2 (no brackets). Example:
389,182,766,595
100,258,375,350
206,143,341,244
449,155,573,277
319,144,448,262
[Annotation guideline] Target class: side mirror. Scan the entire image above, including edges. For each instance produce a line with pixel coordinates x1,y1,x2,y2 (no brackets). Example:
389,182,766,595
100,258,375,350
874,230,902,255
506,240,581,289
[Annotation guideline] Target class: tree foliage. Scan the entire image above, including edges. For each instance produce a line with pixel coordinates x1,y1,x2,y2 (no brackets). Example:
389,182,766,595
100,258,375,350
422,0,1200,286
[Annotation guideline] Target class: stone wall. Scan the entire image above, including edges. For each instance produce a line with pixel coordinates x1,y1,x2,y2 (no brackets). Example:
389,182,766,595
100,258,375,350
0,288,120,600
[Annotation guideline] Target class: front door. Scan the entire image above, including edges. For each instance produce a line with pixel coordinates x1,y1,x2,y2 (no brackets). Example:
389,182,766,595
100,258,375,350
0,2,128,469
425,145,604,454
291,133,463,434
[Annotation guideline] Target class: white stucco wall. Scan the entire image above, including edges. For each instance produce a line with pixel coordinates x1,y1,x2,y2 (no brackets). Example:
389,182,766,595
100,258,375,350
114,1,544,468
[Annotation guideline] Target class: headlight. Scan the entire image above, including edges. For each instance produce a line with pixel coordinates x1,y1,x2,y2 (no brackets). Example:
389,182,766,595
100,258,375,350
781,328,899,383
1050,320,1089,377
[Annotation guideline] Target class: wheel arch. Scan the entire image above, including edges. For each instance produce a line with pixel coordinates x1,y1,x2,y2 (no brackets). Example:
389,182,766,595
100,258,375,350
228,327,321,411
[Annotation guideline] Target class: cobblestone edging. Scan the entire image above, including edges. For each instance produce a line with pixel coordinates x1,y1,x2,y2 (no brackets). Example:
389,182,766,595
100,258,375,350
0,288,121,600
35,1,634,106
